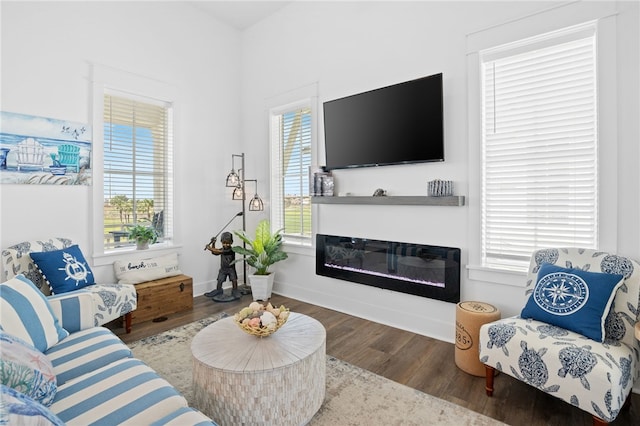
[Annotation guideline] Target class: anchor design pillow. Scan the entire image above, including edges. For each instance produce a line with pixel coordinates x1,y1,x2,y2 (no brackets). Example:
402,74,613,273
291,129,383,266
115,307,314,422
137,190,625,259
521,263,624,342
30,245,95,294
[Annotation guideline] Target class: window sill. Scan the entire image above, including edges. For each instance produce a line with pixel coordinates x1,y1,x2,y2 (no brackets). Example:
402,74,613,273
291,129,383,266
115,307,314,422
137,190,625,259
92,242,183,267
466,264,526,288
283,241,314,257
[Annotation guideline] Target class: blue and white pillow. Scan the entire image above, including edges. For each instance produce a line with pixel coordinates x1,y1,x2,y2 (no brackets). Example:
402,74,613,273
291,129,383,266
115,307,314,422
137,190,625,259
30,244,95,294
0,331,57,406
521,263,624,342
0,275,69,352
0,384,65,426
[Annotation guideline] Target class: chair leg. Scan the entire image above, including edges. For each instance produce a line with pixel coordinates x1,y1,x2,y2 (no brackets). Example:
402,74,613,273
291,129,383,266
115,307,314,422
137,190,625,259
485,365,495,396
591,393,632,425
592,416,608,426
622,391,632,412
124,312,132,334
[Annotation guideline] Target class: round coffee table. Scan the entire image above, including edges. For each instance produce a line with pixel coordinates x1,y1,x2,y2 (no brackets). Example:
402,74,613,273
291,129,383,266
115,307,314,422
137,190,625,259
191,312,326,425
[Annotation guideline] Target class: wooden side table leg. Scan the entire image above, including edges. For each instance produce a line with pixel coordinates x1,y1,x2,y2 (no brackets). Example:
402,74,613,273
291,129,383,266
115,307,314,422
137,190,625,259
124,312,132,334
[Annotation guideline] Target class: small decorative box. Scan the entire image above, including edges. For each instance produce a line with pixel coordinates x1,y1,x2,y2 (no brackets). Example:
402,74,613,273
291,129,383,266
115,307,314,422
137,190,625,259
428,179,453,197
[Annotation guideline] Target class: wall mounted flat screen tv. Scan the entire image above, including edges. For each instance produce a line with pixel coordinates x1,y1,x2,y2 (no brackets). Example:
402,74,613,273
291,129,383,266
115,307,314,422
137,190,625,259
323,73,444,171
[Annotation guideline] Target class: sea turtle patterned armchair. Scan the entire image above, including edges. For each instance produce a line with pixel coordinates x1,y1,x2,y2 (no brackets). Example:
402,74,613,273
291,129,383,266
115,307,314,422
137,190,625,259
1,237,137,332
479,248,640,425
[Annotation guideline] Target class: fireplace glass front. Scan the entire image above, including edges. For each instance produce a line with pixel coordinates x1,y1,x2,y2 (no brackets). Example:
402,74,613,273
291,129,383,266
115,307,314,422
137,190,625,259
316,234,460,303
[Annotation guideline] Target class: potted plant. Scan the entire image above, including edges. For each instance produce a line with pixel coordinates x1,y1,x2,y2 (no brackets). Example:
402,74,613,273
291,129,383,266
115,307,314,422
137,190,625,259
127,223,158,250
232,219,288,301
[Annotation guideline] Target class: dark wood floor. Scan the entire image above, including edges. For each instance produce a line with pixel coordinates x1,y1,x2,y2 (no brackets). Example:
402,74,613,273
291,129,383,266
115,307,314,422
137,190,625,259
112,294,639,426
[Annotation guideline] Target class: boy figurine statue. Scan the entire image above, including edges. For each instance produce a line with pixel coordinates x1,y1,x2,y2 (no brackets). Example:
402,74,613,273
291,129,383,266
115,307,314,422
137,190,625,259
204,231,241,301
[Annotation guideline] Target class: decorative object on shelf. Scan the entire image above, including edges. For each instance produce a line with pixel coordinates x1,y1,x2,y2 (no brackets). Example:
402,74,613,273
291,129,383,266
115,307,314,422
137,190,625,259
373,188,387,196
127,224,158,250
232,219,288,301
321,173,334,196
428,179,453,197
234,301,290,337
309,165,323,196
310,167,334,196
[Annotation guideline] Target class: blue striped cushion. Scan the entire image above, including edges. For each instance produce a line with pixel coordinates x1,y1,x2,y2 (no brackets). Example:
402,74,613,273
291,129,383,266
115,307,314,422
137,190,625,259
45,327,132,385
150,407,218,426
47,292,95,334
50,358,189,425
0,275,69,352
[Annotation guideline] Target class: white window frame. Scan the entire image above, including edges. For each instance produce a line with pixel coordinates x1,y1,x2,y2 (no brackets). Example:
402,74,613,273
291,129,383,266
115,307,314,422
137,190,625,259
481,22,598,271
466,2,618,285
91,65,180,265
266,83,319,252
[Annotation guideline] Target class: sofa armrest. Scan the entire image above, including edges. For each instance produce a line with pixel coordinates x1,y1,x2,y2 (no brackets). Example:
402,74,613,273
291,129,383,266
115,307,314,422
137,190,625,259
47,291,95,333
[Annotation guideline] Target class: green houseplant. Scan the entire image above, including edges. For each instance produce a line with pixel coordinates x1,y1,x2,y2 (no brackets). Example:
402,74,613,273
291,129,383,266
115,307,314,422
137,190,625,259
127,224,158,250
232,219,288,300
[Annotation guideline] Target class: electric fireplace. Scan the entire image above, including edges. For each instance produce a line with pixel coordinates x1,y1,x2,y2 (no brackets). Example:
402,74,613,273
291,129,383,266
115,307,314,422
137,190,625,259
316,234,460,303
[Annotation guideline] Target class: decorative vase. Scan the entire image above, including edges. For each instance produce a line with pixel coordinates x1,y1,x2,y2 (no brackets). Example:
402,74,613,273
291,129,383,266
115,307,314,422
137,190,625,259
249,273,275,301
136,240,150,250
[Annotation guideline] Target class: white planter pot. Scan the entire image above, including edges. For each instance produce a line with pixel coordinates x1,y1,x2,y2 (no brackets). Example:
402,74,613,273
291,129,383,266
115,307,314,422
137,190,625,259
249,273,275,301
136,240,149,250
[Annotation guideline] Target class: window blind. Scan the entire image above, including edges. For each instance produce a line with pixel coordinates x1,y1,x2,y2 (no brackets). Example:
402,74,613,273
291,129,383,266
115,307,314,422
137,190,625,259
481,23,597,270
270,106,312,243
103,93,173,250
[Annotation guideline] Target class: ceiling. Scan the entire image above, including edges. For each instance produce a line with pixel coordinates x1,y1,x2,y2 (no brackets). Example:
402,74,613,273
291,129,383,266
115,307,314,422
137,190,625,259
187,1,292,30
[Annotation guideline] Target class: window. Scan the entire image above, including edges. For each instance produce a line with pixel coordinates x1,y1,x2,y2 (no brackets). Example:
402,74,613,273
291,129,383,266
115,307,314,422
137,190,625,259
480,22,598,270
102,91,174,251
270,102,313,245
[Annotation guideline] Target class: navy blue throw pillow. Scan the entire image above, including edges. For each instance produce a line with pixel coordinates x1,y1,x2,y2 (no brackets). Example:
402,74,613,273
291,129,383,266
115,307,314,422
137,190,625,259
521,263,623,342
30,245,95,294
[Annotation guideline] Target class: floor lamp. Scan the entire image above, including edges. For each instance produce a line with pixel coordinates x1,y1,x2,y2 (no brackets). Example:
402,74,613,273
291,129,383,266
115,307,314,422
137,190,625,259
225,152,264,288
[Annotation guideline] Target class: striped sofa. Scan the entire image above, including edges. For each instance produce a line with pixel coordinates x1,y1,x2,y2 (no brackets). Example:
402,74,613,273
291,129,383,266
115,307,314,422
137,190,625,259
1,279,216,425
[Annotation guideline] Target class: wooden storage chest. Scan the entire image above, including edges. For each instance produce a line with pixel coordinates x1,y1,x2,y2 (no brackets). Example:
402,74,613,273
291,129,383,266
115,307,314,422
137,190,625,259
131,274,193,324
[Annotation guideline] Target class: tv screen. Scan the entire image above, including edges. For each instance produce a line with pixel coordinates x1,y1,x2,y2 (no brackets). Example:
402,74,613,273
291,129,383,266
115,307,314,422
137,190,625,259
323,73,444,171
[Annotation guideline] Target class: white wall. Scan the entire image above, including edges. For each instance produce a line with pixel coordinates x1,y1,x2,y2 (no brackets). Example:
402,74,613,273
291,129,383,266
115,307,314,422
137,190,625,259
0,1,244,293
240,1,640,343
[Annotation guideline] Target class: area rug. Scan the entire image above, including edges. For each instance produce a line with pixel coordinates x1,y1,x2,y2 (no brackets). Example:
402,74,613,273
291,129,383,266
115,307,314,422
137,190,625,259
128,314,505,425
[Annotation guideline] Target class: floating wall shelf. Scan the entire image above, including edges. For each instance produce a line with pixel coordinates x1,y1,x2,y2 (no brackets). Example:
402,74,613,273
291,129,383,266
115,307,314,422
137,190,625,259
311,196,465,206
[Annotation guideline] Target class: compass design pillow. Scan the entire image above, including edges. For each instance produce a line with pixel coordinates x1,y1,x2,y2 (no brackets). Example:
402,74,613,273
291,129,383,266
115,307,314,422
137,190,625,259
521,263,624,342
30,245,95,294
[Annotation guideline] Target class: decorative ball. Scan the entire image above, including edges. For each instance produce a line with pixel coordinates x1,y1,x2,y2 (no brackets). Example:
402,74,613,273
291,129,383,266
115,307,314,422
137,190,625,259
234,302,290,337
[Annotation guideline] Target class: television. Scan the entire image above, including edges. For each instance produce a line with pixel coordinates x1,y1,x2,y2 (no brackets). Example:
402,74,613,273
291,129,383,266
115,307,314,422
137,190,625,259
323,73,444,171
